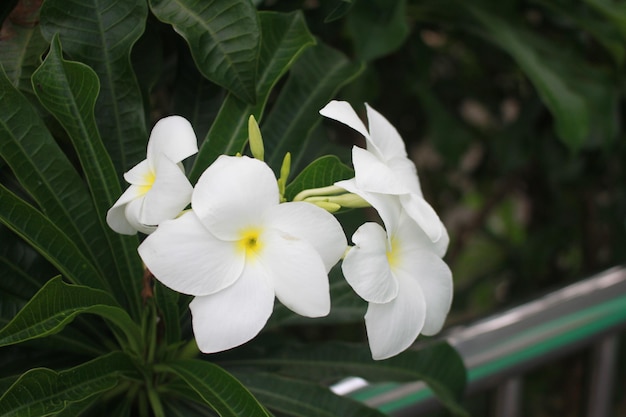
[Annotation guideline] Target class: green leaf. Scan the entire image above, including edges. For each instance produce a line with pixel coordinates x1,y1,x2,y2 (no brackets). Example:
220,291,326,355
31,34,142,318
0,66,111,286
347,0,409,61
0,276,142,355
0,5,48,96
468,7,590,150
325,0,354,23
161,359,271,417
171,46,225,146
234,372,387,417
284,156,353,201
224,341,467,416
0,352,139,417
149,0,259,104
0,185,106,291
262,43,364,172
584,0,626,39
154,281,181,345
39,0,148,174
189,11,316,181
534,0,626,65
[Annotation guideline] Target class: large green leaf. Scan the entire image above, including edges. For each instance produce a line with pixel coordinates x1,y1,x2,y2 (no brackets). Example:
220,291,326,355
234,372,387,417
0,66,110,285
0,2,48,96
0,276,142,355
160,359,271,417
262,43,364,171
346,0,409,62
149,0,259,104
171,46,225,146
189,11,316,181
0,185,106,291
468,7,590,150
31,34,142,318
0,352,139,417
223,341,467,416
39,0,148,175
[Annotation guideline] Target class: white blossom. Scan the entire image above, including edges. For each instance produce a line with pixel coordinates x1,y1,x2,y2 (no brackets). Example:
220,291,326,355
138,155,347,353
106,116,198,235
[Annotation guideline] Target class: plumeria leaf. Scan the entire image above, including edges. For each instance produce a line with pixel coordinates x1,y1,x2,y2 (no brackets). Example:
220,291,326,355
223,341,467,416
0,66,111,287
39,0,148,175
32,34,142,318
0,352,139,416
160,359,272,417
189,11,316,181
149,0,259,104
325,0,354,23
0,2,48,96
0,227,54,321
262,43,364,171
171,46,225,147
468,7,590,150
0,185,106,291
0,276,142,355
284,155,354,201
346,0,409,61
233,372,387,417
154,281,181,345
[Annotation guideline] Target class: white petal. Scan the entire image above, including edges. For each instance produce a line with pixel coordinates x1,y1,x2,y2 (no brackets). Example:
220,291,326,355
139,154,193,226
265,202,347,272
192,155,279,241
138,211,244,296
365,274,426,360
399,250,452,336
388,156,422,196
364,103,407,160
335,179,403,236
106,185,144,235
399,193,444,243
123,159,153,186
125,197,156,234
259,229,330,317
147,115,198,168
319,100,370,139
189,264,275,353
352,147,410,195
342,222,398,304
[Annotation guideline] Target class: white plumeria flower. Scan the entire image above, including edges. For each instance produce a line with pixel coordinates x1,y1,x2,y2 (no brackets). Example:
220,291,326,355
138,155,347,353
107,116,198,235
342,207,453,360
320,100,444,243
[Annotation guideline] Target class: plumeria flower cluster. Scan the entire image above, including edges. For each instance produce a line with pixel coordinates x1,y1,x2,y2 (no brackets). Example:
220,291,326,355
106,102,452,360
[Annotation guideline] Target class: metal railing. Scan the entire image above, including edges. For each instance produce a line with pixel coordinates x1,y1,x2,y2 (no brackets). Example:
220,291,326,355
349,266,626,416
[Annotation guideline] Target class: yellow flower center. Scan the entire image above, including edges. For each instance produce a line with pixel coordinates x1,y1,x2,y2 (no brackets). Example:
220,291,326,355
237,227,263,257
138,170,156,196
386,236,400,269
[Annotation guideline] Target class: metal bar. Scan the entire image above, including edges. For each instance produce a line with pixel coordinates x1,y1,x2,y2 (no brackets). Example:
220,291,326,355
586,335,619,417
349,267,626,415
